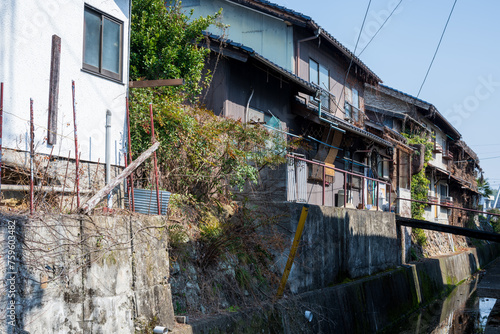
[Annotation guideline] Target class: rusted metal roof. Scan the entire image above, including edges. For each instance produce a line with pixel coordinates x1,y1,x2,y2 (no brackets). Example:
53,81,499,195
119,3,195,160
204,32,317,94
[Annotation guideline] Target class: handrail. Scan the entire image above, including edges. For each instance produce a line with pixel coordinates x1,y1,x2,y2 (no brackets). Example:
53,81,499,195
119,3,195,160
395,197,500,218
287,154,391,209
287,154,391,187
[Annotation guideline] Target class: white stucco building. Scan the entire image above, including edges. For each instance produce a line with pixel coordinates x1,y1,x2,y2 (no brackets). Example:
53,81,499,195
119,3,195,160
0,0,131,173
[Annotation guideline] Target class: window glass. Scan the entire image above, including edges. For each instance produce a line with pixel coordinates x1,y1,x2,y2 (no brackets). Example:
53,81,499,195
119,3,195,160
440,184,448,198
344,86,352,119
102,18,121,74
352,87,359,109
309,59,318,85
319,65,329,108
383,118,393,128
84,10,101,68
83,6,122,80
319,65,329,91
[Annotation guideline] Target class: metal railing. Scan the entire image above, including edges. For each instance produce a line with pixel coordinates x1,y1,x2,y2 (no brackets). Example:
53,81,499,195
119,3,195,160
286,154,392,210
344,102,361,123
395,197,500,219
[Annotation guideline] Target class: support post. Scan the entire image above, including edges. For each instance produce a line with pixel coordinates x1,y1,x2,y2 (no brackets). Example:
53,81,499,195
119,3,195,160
343,172,347,208
105,110,112,208
362,176,365,209
124,152,132,211
72,81,80,208
276,204,309,298
322,165,326,206
388,184,392,212
126,97,135,211
376,181,379,211
150,103,161,215
30,99,34,215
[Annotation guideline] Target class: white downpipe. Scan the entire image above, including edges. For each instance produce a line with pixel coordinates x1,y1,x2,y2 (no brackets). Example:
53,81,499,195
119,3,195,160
244,88,254,126
106,110,112,208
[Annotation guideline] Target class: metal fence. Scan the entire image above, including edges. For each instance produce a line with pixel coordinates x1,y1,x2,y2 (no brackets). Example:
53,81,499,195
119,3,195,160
286,154,392,210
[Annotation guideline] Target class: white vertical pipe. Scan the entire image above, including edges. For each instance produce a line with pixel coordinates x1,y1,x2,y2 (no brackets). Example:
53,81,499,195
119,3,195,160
106,110,112,208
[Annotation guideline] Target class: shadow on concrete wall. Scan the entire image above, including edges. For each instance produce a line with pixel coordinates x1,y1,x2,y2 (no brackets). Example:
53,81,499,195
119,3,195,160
2,215,45,334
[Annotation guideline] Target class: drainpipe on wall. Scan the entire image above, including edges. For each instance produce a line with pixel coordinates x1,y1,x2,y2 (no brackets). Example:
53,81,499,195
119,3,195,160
106,110,112,208
244,88,254,126
317,98,345,133
296,29,321,75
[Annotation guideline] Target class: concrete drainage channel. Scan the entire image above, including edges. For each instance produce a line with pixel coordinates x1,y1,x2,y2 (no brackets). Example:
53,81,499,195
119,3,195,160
167,244,500,334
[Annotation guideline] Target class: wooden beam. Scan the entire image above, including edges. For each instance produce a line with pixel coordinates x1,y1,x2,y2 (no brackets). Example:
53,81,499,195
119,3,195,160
129,79,184,88
80,141,160,214
396,216,500,243
47,35,61,145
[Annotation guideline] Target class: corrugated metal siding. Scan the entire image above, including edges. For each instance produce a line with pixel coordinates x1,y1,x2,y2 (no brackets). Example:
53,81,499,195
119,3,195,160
125,189,171,215
287,157,296,202
296,160,307,203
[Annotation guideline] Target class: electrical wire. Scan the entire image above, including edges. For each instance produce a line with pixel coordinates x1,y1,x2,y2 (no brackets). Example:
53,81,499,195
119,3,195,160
357,0,404,58
416,0,458,98
335,0,372,116
480,155,500,161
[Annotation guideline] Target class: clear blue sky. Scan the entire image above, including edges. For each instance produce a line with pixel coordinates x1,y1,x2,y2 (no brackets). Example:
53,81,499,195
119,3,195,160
273,0,500,189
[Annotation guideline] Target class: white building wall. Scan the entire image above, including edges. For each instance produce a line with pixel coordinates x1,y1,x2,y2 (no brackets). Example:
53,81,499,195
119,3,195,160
0,0,130,166
184,0,294,71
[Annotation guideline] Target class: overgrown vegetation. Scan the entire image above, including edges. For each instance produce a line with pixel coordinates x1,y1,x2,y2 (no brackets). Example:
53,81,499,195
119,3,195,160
402,131,433,247
129,0,295,314
402,132,433,221
488,208,500,233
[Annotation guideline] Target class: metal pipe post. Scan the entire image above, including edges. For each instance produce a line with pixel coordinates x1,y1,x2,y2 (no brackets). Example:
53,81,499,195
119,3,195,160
149,103,161,215
30,99,34,215
105,109,112,208
124,152,131,210
388,184,392,212
322,165,326,206
126,97,135,211
343,172,347,208
362,177,365,209
72,81,80,208
376,181,379,211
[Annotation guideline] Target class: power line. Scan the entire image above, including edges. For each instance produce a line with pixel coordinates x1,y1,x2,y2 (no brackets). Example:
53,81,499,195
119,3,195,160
470,143,500,147
335,0,372,115
416,0,458,98
480,155,500,161
357,0,404,58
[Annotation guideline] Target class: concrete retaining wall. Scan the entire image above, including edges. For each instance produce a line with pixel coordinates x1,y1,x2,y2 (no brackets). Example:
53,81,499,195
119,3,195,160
271,203,400,294
189,243,500,334
0,214,174,333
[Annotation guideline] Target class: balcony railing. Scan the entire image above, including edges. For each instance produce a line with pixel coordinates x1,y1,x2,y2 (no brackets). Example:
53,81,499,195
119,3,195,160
428,195,439,204
286,154,392,210
433,143,443,153
443,150,453,160
344,102,361,123
441,196,454,206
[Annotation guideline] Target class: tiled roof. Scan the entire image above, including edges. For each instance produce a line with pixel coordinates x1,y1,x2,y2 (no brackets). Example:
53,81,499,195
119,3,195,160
224,0,382,83
376,84,461,139
204,32,317,94
294,96,393,148
244,0,312,20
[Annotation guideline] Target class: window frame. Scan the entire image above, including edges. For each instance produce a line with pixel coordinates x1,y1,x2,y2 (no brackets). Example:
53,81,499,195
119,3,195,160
308,58,330,110
82,4,124,82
